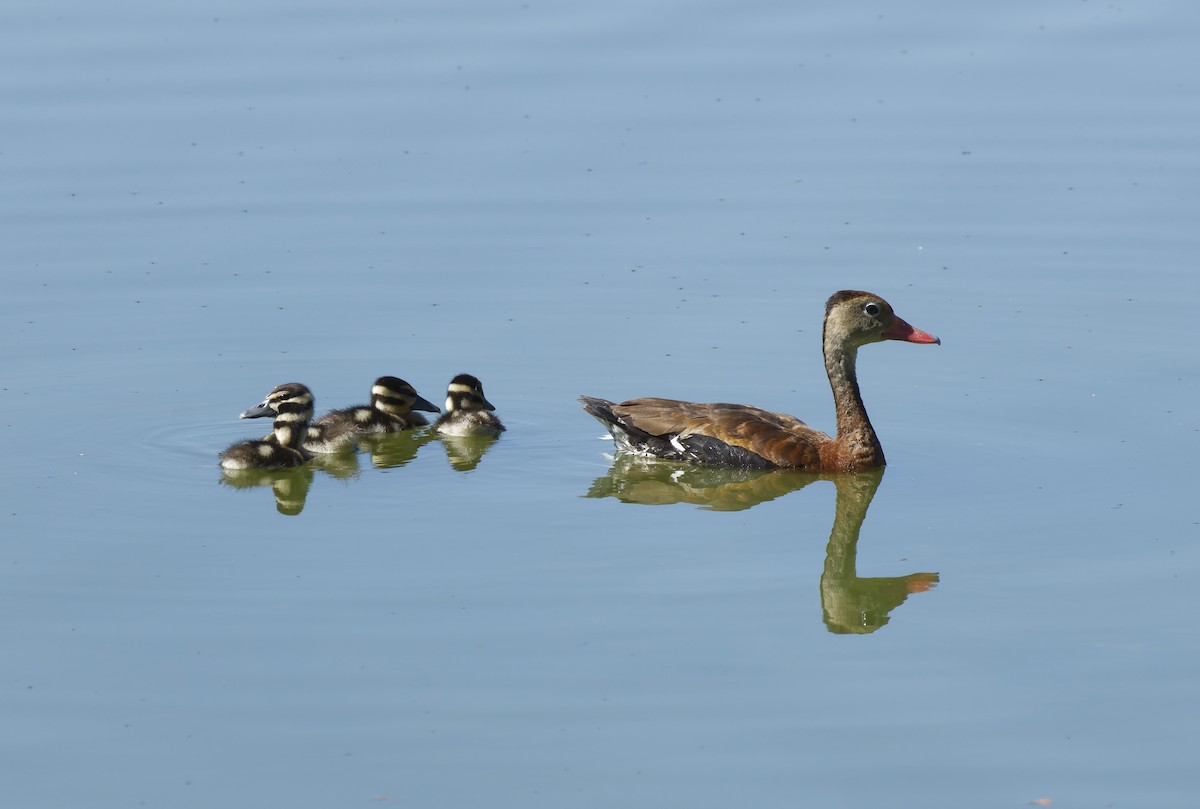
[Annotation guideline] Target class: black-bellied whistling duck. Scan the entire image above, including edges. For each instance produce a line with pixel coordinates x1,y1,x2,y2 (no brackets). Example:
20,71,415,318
305,376,440,453
220,382,315,470
580,290,939,472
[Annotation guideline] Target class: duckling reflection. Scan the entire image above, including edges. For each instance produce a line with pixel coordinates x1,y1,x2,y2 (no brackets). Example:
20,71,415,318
585,453,819,511
309,450,362,480
359,430,436,469
434,433,500,472
820,470,938,634
219,465,314,516
585,460,937,632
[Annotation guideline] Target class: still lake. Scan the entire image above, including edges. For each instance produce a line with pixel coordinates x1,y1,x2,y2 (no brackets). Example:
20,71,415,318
2,0,1197,806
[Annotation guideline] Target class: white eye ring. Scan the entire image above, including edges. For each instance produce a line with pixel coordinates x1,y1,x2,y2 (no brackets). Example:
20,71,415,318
863,302,881,316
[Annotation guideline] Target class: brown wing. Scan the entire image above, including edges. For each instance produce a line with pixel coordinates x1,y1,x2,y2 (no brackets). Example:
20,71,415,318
610,397,832,469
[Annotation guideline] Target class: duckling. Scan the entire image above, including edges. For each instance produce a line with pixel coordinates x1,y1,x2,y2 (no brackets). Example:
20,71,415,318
305,376,440,453
220,382,315,470
431,373,506,437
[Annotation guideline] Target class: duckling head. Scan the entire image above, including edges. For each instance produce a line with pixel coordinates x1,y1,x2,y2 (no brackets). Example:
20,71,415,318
444,373,495,413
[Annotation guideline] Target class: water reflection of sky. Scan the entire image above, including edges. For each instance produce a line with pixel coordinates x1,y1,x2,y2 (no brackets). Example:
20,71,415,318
3,0,1198,807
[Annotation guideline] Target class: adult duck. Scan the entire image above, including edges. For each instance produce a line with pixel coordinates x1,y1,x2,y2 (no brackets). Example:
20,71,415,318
580,290,939,472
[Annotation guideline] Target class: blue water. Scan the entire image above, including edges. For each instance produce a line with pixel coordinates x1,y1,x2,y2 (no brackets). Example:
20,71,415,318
2,0,1197,807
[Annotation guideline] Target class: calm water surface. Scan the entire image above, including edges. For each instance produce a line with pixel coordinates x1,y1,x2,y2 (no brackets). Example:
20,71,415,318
2,0,1198,807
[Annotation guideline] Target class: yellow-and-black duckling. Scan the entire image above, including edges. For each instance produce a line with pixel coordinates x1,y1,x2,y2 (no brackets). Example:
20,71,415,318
431,373,505,437
304,376,440,453
220,382,315,470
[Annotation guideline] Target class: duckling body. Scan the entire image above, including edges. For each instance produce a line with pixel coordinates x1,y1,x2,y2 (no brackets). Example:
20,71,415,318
581,291,939,472
432,374,505,437
220,383,315,470
305,376,439,453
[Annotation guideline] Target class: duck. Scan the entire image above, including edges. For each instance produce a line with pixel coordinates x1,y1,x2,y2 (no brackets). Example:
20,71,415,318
304,376,440,453
220,382,315,470
432,373,506,436
580,290,939,472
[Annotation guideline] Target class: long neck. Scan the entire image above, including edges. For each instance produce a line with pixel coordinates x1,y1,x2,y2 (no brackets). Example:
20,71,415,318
823,335,877,445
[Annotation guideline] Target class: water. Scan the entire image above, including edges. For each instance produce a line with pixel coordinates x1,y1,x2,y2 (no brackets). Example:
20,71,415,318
3,0,1197,806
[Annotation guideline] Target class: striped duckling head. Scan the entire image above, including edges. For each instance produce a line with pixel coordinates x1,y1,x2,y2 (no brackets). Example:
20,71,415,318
372,376,440,420
443,373,496,414
239,382,315,449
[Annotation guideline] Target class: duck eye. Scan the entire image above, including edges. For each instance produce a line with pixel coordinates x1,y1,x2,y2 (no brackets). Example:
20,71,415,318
863,302,881,317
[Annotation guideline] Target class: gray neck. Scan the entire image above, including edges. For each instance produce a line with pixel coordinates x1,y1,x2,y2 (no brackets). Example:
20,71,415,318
824,338,876,444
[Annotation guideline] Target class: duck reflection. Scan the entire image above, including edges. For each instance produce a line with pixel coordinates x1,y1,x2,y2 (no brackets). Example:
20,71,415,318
586,453,820,511
820,469,938,634
219,465,315,516
585,459,937,633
